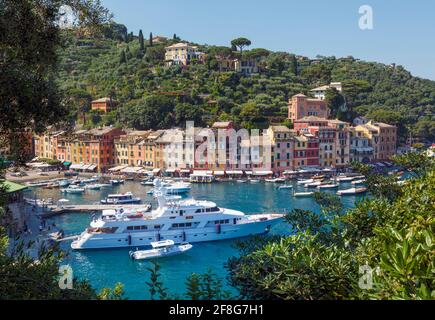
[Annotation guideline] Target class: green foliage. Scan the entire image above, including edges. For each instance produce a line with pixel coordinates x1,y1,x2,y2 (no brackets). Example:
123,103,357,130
55,32,435,136
228,155,435,300
97,283,126,300
185,269,232,300
146,260,168,300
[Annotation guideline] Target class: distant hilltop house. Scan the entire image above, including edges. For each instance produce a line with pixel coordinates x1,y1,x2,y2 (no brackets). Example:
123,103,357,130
215,56,259,75
310,82,342,100
234,58,259,75
288,93,329,122
152,35,167,43
91,97,117,113
165,42,206,66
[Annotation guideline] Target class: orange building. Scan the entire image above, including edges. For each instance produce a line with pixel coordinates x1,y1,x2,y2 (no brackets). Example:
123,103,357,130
288,93,329,122
91,97,116,113
57,127,124,171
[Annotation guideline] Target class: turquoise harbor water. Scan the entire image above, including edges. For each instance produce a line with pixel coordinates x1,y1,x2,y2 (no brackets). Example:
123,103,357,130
31,181,362,299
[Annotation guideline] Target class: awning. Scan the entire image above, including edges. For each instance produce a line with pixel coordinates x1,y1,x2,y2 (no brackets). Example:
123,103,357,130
0,180,27,194
283,170,297,174
244,171,253,175
109,165,127,172
252,170,273,176
180,169,191,173
165,169,176,173
69,164,83,170
152,168,161,173
192,170,210,176
83,164,97,171
63,161,71,166
206,170,213,175
226,170,243,175
121,166,142,173
214,171,225,176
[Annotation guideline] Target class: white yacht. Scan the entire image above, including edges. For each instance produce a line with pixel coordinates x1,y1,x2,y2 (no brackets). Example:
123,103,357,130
100,192,141,204
71,180,284,250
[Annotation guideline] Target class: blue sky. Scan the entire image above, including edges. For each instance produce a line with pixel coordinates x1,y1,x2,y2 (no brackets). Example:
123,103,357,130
102,0,435,80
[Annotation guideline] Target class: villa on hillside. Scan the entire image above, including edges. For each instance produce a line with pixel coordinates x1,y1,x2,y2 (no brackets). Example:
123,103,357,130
165,42,206,66
91,97,117,113
310,82,343,100
288,93,329,122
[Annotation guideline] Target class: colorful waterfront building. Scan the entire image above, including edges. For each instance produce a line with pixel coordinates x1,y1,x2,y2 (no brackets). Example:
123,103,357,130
328,119,351,168
293,134,319,169
266,126,296,173
353,121,397,160
57,127,124,172
349,127,374,163
34,128,64,160
114,130,151,166
288,93,329,122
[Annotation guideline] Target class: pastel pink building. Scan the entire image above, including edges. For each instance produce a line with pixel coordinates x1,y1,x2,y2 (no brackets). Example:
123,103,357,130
288,94,329,122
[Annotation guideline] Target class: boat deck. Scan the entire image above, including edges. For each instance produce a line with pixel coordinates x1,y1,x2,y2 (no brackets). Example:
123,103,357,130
41,204,148,217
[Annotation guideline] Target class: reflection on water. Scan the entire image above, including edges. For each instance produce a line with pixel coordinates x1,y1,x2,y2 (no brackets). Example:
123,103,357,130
31,180,363,299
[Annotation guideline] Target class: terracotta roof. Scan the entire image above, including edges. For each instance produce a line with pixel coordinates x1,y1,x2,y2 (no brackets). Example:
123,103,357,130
269,125,292,132
295,116,328,122
92,97,112,103
212,121,232,129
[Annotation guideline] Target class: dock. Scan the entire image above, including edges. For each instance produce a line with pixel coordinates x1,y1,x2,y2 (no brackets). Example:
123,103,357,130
41,204,150,217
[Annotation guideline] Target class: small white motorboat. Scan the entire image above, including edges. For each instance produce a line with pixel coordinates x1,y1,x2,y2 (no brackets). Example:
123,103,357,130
101,192,141,204
110,179,124,185
141,180,154,186
337,187,367,196
129,240,193,260
336,176,354,182
317,183,339,189
61,186,85,194
249,179,261,183
265,178,286,183
85,184,102,190
278,185,293,190
297,179,314,185
236,180,247,183
351,179,366,185
304,181,322,188
293,192,314,197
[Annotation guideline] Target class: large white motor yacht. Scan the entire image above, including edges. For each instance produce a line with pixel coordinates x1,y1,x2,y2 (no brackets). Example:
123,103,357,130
71,180,284,250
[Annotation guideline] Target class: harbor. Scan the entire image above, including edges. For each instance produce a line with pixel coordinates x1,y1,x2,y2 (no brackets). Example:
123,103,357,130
22,174,368,299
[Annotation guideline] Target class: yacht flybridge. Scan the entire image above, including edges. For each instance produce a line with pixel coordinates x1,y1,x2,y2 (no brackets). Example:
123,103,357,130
71,180,284,250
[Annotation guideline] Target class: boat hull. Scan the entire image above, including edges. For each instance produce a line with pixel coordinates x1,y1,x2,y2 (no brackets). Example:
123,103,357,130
71,216,283,250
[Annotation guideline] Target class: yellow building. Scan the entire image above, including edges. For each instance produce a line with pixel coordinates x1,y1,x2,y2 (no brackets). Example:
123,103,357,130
34,129,64,160
355,121,397,160
165,42,205,66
